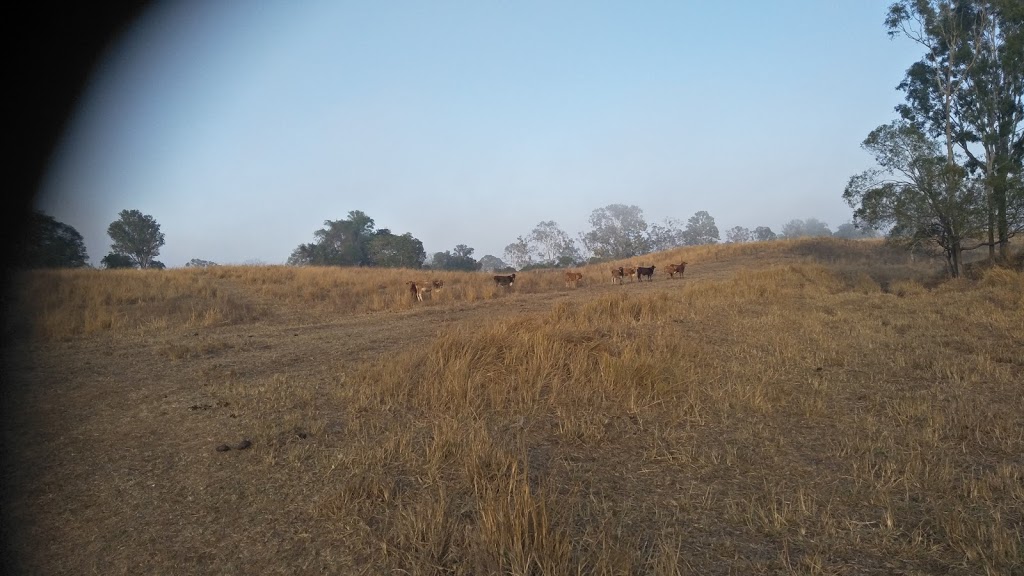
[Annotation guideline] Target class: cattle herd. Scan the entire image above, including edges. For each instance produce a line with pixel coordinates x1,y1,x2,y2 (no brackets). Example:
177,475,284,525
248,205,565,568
406,262,687,302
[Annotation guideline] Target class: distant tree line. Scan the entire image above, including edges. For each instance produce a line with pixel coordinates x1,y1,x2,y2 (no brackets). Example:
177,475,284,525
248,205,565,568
14,206,882,272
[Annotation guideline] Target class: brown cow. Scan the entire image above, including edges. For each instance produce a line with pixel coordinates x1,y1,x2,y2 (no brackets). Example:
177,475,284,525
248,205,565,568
493,273,516,287
406,281,432,302
666,262,687,278
636,265,656,282
610,267,625,285
431,279,445,290
565,271,583,288
622,266,637,282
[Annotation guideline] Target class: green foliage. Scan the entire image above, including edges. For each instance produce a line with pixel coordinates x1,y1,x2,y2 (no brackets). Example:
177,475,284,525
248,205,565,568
886,0,1024,257
106,209,165,269
430,245,481,271
367,230,427,268
17,211,89,268
288,211,425,268
101,253,137,269
581,204,650,259
186,258,218,268
683,211,720,245
844,121,986,276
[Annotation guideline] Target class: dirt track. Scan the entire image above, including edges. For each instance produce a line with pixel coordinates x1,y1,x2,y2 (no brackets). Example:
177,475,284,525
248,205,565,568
1,255,782,574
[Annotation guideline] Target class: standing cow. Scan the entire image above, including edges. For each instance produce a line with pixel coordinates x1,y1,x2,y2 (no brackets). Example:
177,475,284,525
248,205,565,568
666,262,687,278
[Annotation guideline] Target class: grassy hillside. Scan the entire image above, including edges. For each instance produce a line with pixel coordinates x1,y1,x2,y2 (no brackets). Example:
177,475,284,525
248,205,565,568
3,238,1022,575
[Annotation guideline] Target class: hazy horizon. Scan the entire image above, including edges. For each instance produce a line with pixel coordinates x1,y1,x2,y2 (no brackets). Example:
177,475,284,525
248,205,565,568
36,0,921,267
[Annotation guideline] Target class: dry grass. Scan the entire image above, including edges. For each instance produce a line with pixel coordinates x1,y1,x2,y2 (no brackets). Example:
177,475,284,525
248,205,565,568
3,238,1022,575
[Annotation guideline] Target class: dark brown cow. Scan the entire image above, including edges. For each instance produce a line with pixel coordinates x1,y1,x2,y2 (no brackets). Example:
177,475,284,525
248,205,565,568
493,273,516,287
666,262,687,278
565,271,583,288
610,267,625,285
636,265,656,282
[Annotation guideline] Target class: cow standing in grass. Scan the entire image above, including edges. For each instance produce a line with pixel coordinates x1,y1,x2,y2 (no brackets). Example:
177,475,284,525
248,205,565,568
636,266,656,282
565,271,583,288
611,267,625,284
623,266,637,282
406,281,432,302
666,262,687,278
493,274,516,287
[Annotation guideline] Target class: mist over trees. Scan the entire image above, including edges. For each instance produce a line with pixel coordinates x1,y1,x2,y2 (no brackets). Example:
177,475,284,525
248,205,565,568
580,204,651,260
105,209,165,269
833,222,881,239
780,218,834,239
16,211,90,268
499,205,791,270
683,211,720,245
647,218,687,252
288,211,426,268
726,226,753,243
753,226,778,241
845,0,1024,277
477,255,510,272
502,221,581,269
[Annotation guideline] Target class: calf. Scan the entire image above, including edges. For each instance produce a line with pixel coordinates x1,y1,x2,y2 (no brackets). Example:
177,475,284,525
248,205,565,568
622,266,637,282
565,271,583,288
493,273,516,287
610,267,625,285
666,262,687,278
636,265,656,282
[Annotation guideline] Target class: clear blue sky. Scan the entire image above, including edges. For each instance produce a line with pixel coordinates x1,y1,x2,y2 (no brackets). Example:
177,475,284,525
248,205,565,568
37,0,922,267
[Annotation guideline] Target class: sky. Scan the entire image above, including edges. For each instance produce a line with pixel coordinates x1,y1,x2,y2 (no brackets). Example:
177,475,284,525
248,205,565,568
36,0,924,268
